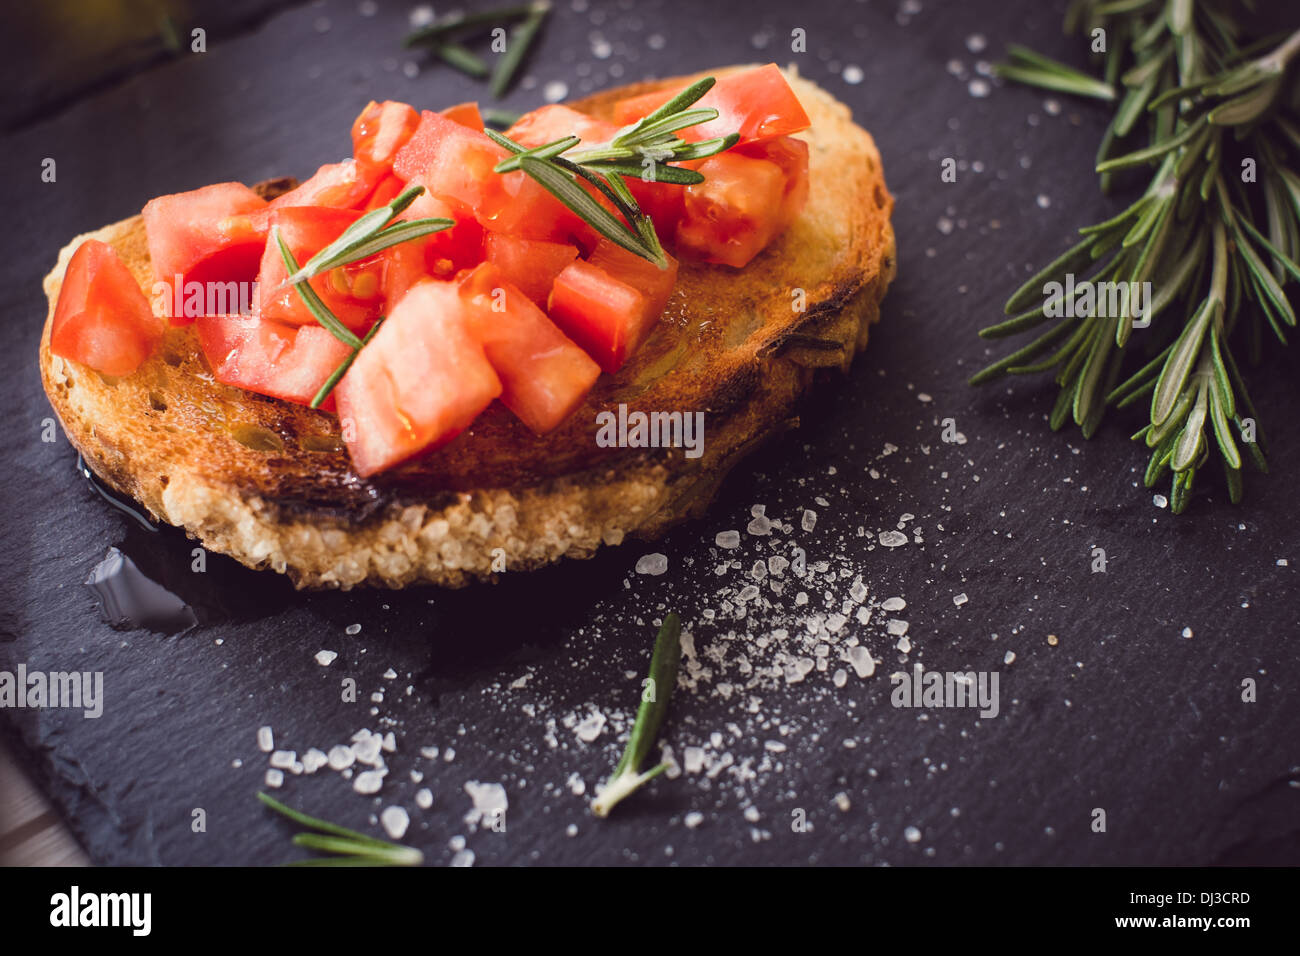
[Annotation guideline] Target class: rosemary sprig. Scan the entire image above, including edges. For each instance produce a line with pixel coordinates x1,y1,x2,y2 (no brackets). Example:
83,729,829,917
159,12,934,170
404,1,551,96
280,185,450,288
973,2,1300,513
489,77,739,267
591,614,683,817
311,317,384,409
257,792,423,867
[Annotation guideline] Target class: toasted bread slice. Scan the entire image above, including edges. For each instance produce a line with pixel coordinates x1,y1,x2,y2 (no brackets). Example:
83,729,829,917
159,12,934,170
39,66,895,589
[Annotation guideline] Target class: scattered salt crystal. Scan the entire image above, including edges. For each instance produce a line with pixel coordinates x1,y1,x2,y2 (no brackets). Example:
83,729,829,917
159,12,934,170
270,750,297,770
965,33,987,52
265,769,284,788
904,825,922,843
887,619,910,636
850,580,868,603
953,593,969,606
1182,627,1193,639
833,668,848,688
635,553,668,575
354,769,385,795
1004,650,1016,665
575,710,606,742
1153,494,1168,509
897,635,912,653
543,80,569,103
743,806,761,823
795,591,809,606
842,64,864,84
566,823,579,837
1278,558,1290,566
345,623,361,635
847,646,875,678
683,747,706,773
315,650,337,666
684,812,704,829
856,607,872,625
327,745,355,771
383,668,397,680
878,530,908,548
802,509,817,532
747,514,773,535
834,792,851,812
415,788,434,809
464,781,508,826
715,530,741,549
381,806,410,840
968,78,991,97
408,5,434,28
450,849,475,867
882,597,906,611
257,726,274,752
1036,194,1051,209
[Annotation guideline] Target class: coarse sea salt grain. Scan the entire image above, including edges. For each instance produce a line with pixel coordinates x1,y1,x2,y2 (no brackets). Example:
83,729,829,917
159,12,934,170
879,530,908,548
716,530,741,548
265,769,284,788
257,726,274,752
882,597,906,611
1004,650,1016,665
315,650,337,666
904,825,922,843
416,788,434,809
847,646,875,678
953,593,969,606
328,745,355,770
684,811,704,829
575,711,606,742
381,806,410,840
635,553,668,575
450,849,475,867
353,769,385,794
802,509,817,532
747,514,773,535
345,623,361,635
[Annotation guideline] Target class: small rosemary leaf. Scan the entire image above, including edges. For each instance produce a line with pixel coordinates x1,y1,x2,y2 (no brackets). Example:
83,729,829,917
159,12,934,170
1238,215,1300,284
311,317,385,409
1079,194,1152,236
1224,462,1243,504
1108,344,1173,405
978,302,1051,340
1207,79,1280,126
490,1,550,98
1121,195,1166,248
1004,235,1098,314
1209,389,1242,471
291,833,422,865
668,133,740,161
1049,382,1075,431
1096,116,1206,173
1073,322,1114,426
1113,63,1162,138
286,186,426,285
1235,224,1297,325
1167,0,1193,36
434,41,490,79
624,107,720,143
1149,385,1195,448
1208,328,1235,418
274,232,363,350
518,156,658,263
1008,318,1091,376
257,792,391,849
325,218,454,268
968,321,1073,385
1172,380,1209,471
635,77,718,129
1235,416,1269,473
586,160,704,185
1151,296,1212,426
491,134,580,172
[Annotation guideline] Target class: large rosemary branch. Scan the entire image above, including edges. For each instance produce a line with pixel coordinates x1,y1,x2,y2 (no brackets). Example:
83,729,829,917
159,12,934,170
975,0,1300,513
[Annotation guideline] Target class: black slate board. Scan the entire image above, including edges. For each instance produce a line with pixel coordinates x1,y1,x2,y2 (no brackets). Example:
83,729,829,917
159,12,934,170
2,0,1297,866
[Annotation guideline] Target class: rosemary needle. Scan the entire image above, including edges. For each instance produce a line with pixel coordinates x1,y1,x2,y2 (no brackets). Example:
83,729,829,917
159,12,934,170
490,1,551,98
258,792,423,867
591,614,683,818
973,2,1300,513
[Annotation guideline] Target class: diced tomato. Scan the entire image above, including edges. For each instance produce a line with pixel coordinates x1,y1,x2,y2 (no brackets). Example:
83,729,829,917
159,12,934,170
362,174,406,211
458,263,600,433
484,233,578,306
256,206,385,333
393,110,571,241
396,188,485,278
588,239,678,316
50,239,164,376
269,159,384,211
673,151,786,268
334,280,501,476
142,182,269,324
351,100,421,172
738,136,810,232
548,244,678,374
442,101,484,131
611,64,810,145
507,104,618,147
196,314,353,410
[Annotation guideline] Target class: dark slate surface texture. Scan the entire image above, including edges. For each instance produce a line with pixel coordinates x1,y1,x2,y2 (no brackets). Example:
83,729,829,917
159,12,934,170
0,0,1296,866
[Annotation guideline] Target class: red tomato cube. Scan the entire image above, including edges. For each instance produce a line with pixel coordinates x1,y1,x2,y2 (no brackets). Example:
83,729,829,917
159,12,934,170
351,100,421,171
459,263,600,433
51,239,165,376
269,159,385,212
484,233,578,306
673,151,786,268
142,182,269,324
196,314,353,410
334,280,502,476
